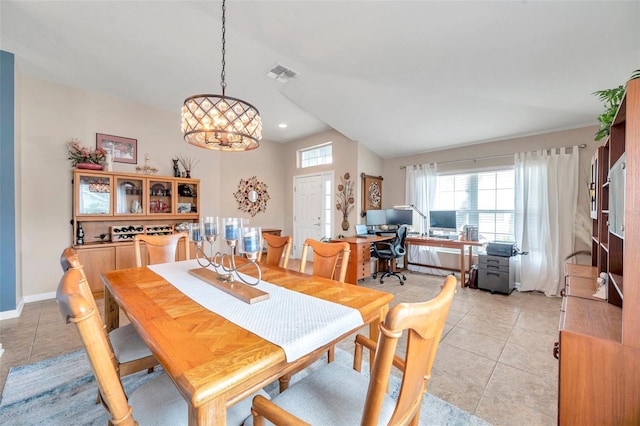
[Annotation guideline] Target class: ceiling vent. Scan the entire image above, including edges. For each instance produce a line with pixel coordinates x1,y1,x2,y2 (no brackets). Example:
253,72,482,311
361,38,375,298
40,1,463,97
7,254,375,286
266,64,299,83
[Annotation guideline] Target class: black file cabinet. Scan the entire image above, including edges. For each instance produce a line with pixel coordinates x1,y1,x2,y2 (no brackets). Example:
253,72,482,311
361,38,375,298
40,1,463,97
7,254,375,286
478,254,515,295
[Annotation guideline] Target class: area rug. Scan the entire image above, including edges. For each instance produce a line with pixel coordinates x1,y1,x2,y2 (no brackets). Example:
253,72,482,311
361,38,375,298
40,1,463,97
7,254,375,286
0,349,489,425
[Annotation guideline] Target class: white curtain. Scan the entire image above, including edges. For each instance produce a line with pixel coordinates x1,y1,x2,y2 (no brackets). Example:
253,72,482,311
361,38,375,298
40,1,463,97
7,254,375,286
405,163,446,275
514,147,579,296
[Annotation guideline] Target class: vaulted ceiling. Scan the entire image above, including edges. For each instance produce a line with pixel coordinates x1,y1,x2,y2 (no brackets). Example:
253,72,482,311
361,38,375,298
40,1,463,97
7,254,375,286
2,1,638,158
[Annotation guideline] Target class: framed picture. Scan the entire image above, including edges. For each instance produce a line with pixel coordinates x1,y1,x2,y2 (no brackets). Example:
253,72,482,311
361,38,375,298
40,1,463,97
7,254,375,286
361,173,383,217
96,133,137,164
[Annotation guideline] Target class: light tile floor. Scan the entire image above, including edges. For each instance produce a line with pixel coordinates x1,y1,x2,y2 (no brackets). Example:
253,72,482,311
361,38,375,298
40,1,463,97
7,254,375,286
0,263,561,425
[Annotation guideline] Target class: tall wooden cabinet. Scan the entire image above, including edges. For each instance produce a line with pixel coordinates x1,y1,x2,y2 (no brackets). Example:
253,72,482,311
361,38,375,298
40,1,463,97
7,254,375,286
558,79,640,424
72,170,199,296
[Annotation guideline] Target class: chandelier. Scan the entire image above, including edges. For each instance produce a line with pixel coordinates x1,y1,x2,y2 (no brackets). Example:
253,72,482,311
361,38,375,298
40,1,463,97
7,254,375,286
181,0,262,151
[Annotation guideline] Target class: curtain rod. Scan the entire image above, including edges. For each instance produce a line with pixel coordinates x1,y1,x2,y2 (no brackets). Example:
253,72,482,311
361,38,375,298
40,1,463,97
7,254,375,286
399,144,586,169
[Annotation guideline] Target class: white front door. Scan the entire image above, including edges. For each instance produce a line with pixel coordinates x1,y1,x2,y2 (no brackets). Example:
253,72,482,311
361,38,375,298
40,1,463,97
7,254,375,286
293,172,333,259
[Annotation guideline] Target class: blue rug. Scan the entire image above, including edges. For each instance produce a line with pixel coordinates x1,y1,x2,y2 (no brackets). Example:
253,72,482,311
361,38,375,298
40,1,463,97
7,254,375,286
0,349,490,425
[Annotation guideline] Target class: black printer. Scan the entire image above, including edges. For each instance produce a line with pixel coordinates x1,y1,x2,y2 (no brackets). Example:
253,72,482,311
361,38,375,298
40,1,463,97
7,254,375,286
486,242,517,257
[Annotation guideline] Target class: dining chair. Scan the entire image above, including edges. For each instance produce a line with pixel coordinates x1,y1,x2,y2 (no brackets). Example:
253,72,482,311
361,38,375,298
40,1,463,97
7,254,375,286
134,232,190,267
257,233,292,269
287,239,351,384
251,275,457,426
371,225,408,284
57,267,270,426
299,239,351,283
60,247,158,378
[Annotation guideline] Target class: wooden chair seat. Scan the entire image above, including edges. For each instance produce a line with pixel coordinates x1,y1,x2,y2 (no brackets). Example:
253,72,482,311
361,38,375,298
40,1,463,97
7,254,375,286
249,362,395,425
57,267,269,425
251,275,458,426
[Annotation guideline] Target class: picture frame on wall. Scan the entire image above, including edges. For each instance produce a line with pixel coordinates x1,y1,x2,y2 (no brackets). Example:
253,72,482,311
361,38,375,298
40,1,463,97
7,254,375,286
96,133,137,164
361,173,383,217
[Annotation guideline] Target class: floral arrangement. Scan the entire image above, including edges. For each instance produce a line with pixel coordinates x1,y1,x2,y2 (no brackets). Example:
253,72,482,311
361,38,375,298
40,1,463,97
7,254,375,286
176,154,200,172
336,172,355,230
67,139,106,166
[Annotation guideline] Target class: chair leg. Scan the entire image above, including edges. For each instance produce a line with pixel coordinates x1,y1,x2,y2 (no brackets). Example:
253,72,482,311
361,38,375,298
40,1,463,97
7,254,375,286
279,375,291,392
327,346,335,363
379,259,404,285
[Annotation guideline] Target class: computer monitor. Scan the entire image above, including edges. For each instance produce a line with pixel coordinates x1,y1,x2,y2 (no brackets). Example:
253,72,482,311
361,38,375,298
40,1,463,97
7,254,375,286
429,210,457,232
386,209,413,226
365,209,387,226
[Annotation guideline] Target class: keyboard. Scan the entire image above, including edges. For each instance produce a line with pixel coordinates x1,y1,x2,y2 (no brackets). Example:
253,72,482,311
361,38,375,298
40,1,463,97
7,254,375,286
357,234,377,238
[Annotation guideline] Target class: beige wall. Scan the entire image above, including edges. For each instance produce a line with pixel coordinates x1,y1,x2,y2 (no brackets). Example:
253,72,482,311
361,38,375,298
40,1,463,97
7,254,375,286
282,129,359,252
14,72,600,299
218,141,286,231
382,126,601,266
15,75,287,298
356,142,384,226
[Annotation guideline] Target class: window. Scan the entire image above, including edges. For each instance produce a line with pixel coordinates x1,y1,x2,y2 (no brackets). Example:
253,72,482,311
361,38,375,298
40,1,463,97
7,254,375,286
323,176,333,238
298,143,332,168
434,169,515,242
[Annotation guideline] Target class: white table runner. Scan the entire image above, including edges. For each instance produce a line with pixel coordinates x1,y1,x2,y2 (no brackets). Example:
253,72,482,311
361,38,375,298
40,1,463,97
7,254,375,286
147,260,364,362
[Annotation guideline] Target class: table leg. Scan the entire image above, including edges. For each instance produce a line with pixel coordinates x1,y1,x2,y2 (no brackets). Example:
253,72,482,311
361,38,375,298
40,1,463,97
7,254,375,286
460,246,466,288
104,287,120,333
189,397,225,425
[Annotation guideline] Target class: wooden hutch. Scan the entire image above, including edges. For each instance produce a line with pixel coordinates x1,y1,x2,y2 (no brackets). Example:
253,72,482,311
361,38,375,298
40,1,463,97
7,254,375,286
558,79,640,423
72,169,200,296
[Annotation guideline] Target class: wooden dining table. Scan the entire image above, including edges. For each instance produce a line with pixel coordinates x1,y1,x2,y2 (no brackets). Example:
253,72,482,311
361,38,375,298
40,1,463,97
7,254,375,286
101,259,393,425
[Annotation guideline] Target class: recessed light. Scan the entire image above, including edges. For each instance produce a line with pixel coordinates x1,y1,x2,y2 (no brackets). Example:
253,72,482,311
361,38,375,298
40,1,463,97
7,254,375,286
278,123,288,128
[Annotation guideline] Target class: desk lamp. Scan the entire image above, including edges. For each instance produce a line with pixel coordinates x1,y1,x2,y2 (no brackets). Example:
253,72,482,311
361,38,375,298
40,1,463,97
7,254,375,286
393,204,427,236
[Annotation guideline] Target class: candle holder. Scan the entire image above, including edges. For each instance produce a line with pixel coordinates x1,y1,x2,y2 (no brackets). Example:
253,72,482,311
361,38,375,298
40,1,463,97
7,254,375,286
190,217,262,286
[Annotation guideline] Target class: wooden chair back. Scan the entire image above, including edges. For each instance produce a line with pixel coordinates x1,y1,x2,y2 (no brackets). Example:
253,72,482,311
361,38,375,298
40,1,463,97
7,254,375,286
56,268,137,426
361,275,457,425
60,247,101,320
251,275,457,425
299,239,350,282
258,233,292,269
134,232,189,267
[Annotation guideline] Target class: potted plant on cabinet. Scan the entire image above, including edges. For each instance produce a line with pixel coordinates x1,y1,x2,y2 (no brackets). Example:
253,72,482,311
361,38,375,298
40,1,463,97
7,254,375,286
67,139,107,169
593,69,640,141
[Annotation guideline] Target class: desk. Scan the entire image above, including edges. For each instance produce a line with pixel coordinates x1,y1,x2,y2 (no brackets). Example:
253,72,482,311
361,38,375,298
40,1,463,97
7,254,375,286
331,236,393,285
102,260,392,425
405,237,483,287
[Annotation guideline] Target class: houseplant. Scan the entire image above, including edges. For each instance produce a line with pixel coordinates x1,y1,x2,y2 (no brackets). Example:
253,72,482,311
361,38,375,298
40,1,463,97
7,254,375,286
67,139,107,169
593,69,640,141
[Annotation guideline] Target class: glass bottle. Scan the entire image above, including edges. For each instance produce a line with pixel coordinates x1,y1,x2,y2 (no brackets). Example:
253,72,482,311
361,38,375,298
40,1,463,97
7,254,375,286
77,222,85,245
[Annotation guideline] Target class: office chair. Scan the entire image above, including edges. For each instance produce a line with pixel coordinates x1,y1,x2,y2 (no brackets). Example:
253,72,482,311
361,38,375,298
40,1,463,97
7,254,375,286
371,225,408,284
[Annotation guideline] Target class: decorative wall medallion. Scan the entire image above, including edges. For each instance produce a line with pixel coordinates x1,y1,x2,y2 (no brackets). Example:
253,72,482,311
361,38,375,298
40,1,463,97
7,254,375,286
361,173,383,217
234,176,270,217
